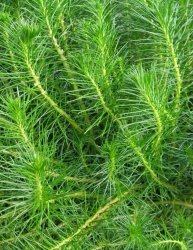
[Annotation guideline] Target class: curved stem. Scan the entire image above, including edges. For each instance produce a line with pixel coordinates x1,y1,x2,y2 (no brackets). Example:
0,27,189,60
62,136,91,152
40,0,92,129
49,189,136,250
143,92,163,149
154,240,187,250
23,47,83,133
87,74,173,189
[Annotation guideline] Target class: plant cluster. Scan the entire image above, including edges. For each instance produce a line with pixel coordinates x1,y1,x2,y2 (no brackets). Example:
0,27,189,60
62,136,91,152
0,0,193,249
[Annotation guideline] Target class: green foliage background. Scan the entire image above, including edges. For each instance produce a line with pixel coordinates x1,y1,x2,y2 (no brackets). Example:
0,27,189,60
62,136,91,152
0,0,193,249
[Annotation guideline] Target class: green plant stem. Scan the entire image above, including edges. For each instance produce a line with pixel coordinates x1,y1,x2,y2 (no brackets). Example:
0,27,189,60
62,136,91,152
48,172,97,183
49,190,135,250
154,4,183,114
0,230,36,245
165,34,182,112
87,74,172,189
48,192,98,203
23,46,83,133
40,0,92,130
154,240,187,250
2,27,26,88
143,92,163,149
158,200,193,209
92,241,127,250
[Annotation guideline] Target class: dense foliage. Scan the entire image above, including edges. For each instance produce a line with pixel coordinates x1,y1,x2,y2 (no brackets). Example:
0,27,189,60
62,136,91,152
0,0,193,249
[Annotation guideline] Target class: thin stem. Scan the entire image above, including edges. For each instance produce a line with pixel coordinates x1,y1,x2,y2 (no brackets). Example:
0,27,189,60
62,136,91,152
166,34,182,112
92,241,127,250
40,0,92,129
143,92,163,149
0,229,36,245
87,74,118,121
48,172,97,183
48,192,98,203
154,240,187,250
154,4,183,113
158,200,193,209
87,74,173,189
23,46,83,133
108,147,116,183
36,175,43,205
2,27,26,87
49,190,135,250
